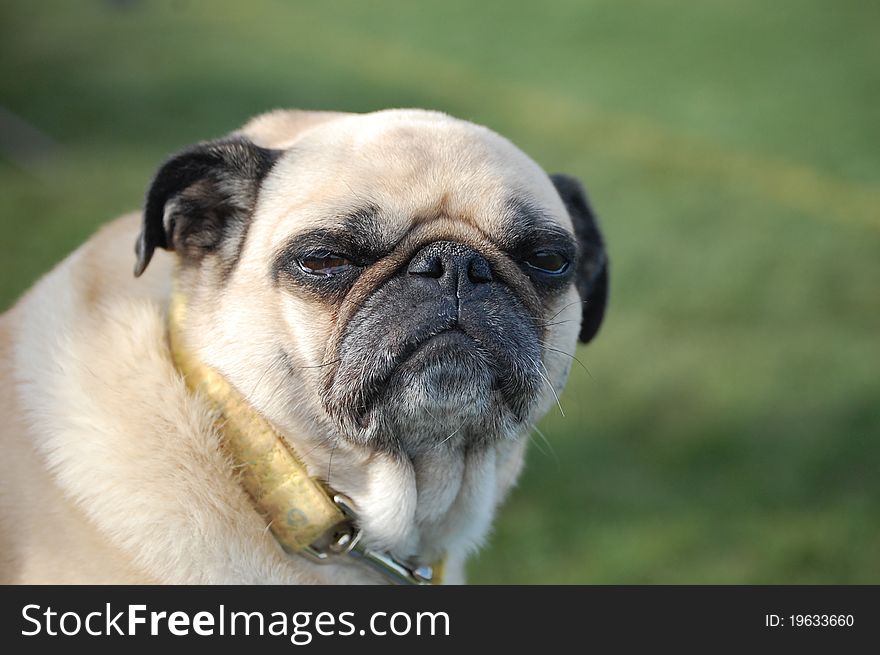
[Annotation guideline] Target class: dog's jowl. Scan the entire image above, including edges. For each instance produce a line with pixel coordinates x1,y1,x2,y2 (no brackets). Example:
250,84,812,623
0,109,607,584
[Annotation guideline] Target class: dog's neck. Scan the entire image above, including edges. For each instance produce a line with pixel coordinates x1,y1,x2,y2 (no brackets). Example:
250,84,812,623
167,289,348,550
167,288,521,582
170,278,529,581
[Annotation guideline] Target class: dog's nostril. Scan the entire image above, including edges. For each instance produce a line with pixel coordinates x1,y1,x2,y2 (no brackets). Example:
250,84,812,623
407,241,492,287
408,254,444,278
468,256,492,284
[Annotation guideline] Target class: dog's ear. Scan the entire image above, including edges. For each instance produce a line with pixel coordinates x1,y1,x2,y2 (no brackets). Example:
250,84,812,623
549,173,609,343
134,137,280,276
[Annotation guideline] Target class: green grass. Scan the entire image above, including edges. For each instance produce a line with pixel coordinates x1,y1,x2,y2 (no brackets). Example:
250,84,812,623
1,0,878,583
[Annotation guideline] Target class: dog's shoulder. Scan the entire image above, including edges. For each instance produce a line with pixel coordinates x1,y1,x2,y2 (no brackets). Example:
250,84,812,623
1,212,327,583
0,213,177,582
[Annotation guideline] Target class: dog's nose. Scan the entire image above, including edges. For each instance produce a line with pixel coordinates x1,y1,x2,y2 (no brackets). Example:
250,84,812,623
407,241,492,293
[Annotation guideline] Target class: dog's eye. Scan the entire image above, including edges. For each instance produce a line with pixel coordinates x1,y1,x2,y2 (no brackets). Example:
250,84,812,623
525,251,570,275
297,252,354,277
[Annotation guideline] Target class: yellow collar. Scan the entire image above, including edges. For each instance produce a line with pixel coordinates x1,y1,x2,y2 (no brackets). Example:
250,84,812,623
168,289,443,584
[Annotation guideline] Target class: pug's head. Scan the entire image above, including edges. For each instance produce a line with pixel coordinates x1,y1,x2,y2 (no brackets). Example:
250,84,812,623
135,109,607,558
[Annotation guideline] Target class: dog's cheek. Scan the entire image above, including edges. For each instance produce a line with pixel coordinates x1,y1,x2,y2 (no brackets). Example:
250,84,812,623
543,285,582,379
277,294,338,367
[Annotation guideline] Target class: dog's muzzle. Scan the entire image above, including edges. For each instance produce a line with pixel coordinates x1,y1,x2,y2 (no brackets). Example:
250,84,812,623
324,239,544,453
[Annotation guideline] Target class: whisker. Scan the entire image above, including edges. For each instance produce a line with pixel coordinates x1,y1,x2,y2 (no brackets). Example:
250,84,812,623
534,318,579,329
298,359,341,370
422,405,446,429
531,424,559,466
533,357,565,417
298,436,329,460
528,431,550,458
326,442,338,487
437,418,468,448
545,299,588,323
245,353,286,398
538,340,593,378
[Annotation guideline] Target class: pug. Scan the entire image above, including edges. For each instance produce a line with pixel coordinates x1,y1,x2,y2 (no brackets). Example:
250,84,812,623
0,109,607,584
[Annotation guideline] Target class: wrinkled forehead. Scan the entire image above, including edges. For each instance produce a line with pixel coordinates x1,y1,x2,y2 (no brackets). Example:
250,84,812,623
254,111,573,247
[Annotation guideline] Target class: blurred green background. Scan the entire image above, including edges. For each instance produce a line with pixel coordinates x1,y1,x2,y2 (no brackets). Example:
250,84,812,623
1,1,878,583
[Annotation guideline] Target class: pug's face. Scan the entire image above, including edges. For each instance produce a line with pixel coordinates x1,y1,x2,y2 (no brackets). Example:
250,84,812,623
136,109,606,469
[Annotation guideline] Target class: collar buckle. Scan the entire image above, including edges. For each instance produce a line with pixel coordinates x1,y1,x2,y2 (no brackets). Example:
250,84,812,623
301,494,436,585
